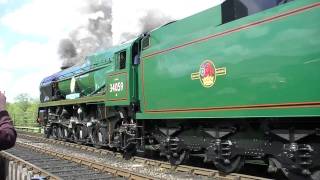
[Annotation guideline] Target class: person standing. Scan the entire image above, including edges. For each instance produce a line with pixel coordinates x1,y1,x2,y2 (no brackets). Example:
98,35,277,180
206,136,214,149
0,91,16,150
0,91,16,180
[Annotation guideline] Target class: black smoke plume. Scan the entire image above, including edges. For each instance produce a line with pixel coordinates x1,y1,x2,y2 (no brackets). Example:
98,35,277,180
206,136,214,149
58,1,173,69
58,39,77,69
58,0,113,69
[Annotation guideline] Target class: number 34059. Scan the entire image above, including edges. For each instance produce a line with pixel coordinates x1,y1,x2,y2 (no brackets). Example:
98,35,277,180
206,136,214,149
109,82,124,92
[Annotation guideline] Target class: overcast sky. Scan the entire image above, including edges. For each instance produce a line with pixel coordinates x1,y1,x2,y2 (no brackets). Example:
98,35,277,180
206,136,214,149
0,0,221,102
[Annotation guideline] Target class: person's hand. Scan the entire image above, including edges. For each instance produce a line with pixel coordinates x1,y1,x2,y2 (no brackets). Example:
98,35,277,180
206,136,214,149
0,91,6,112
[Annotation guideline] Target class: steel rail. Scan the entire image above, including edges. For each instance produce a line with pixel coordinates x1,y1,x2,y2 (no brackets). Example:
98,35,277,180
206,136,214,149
18,131,271,180
16,141,154,180
0,150,62,180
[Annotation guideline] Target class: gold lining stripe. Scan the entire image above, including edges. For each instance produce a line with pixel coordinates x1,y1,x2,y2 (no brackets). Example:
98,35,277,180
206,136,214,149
216,67,227,76
191,72,200,80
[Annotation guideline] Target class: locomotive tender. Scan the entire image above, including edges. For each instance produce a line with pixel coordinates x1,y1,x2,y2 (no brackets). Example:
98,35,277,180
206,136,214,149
38,0,320,179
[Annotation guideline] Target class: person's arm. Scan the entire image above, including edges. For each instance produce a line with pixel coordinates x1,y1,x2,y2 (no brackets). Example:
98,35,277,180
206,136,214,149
0,91,17,150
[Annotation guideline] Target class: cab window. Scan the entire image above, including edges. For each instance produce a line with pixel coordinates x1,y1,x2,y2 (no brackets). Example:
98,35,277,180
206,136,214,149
142,35,150,50
118,51,126,70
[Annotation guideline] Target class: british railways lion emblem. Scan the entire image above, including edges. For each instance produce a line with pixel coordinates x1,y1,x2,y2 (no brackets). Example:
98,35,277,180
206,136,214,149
191,60,226,88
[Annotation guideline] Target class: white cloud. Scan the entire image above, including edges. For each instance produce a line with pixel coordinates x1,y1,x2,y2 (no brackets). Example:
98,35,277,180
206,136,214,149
0,69,13,94
0,38,3,51
1,0,88,38
2,0,223,43
1,41,60,70
0,41,61,102
112,0,222,44
10,70,52,101
0,0,84,101
0,0,8,4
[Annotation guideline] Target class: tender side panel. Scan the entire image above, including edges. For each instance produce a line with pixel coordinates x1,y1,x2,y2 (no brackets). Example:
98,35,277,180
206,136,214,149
137,0,320,119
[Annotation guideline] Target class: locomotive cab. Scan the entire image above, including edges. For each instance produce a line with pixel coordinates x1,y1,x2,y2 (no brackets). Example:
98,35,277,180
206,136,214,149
40,77,62,102
105,40,140,106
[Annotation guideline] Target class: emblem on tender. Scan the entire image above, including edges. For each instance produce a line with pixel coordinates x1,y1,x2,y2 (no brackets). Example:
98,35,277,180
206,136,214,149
191,60,226,88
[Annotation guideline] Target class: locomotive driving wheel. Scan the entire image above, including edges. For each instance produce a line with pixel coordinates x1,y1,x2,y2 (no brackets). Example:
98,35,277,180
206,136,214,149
57,126,64,140
51,125,59,140
58,126,69,141
64,127,69,140
73,125,87,144
90,126,107,148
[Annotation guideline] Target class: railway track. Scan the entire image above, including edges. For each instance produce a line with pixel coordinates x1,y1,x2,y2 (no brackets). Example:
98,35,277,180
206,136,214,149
16,130,272,180
1,144,125,180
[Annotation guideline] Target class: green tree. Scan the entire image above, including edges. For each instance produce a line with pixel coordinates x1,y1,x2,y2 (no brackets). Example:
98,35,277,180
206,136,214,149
7,93,39,127
14,93,31,112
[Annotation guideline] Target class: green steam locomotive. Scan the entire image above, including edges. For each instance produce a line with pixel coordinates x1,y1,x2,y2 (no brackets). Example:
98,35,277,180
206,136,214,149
38,0,320,179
